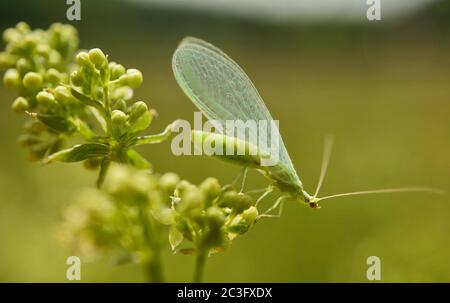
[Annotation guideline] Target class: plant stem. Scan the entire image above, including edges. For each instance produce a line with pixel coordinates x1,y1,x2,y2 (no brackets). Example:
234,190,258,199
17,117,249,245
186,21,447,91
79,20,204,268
96,158,110,188
146,232,164,283
138,204,165,283
103,85,112,135
193,249,207,283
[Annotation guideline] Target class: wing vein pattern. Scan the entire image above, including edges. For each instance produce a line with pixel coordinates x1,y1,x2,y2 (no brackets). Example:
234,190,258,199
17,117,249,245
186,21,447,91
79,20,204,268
172,37,301,186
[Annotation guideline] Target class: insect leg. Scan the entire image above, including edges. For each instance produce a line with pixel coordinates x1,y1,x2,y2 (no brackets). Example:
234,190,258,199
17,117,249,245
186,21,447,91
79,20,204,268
255,185,274,207
239,167,248,193
232,167,249,192
258,196,286,219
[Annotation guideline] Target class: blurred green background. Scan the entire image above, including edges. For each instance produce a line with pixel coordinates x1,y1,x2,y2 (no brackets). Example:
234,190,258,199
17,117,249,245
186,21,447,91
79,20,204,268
0,0,449,282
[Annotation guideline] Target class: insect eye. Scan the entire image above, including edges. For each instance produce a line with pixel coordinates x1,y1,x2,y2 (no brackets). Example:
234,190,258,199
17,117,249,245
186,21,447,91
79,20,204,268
309,202,320,209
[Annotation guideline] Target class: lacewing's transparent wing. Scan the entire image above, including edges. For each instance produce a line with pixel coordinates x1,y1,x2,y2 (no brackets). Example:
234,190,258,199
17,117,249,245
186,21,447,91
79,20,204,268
172,37,302,187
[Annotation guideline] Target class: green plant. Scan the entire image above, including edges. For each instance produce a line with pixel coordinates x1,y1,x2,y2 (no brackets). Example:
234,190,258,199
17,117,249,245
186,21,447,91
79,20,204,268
1,22,259,282
0,21,177,187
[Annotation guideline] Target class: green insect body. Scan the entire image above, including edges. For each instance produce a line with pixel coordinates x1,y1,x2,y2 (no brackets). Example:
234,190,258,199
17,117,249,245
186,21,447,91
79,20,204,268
172,37,319,208
173,37,442,210
172,37,318,208
191,130,311,202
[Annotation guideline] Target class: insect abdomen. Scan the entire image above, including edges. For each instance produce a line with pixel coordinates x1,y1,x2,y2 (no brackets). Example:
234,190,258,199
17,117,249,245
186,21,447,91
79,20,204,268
191,130,265,168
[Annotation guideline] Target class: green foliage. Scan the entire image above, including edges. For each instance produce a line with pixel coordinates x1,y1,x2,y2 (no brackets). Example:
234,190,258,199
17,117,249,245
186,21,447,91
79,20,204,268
1,23,262,282
58,165,259,275
170,178,258,255
0,22,177,185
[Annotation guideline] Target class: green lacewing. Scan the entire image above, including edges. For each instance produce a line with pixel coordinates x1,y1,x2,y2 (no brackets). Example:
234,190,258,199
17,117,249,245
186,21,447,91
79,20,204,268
172,37,443,214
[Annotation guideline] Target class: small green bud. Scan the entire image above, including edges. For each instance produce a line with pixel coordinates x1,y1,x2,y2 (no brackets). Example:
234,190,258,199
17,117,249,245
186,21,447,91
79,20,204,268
129,101,148,123
160,172,180,194
122,69,143,88
16,58,32,74
36,44,50,57
76,51,91,66
0,52,16,69
3,68,20,88
206,206,225,227
175,180,194,197
46,68,63,85
219,191,253,213
3,28,21,43
228,215,248,234
111,110,127,125
152,208,175,225
109,62,125,80
112,86,133,101
48,50,62,66
11,96,29,113
23,72,43,89
23,35,37,50
204,206,226,248
200,177,221,201
36,91,56,106
54,85,72,102
16,22,30,34
178,188,205,215
88,48,107,67
242,206,258,225
70,70,85,86
112,99,127,112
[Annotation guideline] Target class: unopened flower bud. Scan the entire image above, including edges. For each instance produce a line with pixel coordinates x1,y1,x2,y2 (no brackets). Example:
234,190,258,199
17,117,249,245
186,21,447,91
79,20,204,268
46,68,63,85
76,51,91,66
11,96,29,113
200,177,221,201
160,172,180,194
121,68,143,88
3,28,21,43
112,99,127,112
129,101,148,123
48,50,62,66
109,62,125,80
54,85,72,102
16,58,32,74
88,48,107,67
3,68,20,88
36,44,50,57
70,70,85,86
178,188,204,215
0,52,16,69
111,109,127,125
206,206,225,227
242,206,258,225
175,180,194,197
16,22,30,34
36,91,56,106
22,72,43,89
219,190,253,213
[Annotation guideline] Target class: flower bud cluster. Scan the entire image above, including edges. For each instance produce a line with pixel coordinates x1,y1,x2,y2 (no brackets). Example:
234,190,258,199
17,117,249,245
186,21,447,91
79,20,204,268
169,177,259,255
59,165,260,262
1,23,163,180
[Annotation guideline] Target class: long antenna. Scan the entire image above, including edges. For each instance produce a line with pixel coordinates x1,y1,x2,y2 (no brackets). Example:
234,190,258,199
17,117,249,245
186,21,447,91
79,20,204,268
317,187,446,202
314,135,334,197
